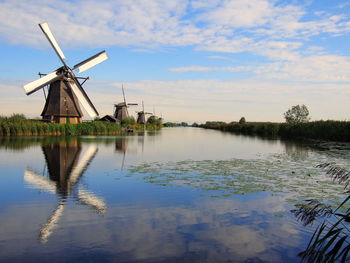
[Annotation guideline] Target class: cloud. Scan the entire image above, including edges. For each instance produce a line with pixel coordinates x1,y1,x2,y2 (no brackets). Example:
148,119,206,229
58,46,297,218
1,1,350,123
256,55,350,82
0,0,349,56
168,65,250,72
2,77,350,123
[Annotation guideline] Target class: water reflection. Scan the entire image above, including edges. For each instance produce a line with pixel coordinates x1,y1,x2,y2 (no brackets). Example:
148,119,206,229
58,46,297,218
23,139,106,243
2,128,350,262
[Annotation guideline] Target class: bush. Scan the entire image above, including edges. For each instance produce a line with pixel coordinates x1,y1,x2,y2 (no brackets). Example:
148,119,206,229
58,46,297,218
284,105,310,124
239,117,246,124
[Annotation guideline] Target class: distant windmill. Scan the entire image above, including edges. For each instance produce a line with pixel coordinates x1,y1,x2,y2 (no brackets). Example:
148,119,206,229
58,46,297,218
136,101,152,124
24,142,106,243
23,22,108,123
114,85,138,122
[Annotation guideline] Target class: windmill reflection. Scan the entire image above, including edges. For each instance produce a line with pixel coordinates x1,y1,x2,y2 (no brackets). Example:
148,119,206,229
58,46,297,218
23,140,106,243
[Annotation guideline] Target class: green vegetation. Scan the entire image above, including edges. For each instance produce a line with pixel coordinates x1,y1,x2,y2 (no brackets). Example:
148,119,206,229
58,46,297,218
200,105,350,142
239,117,246,124
200,120,350,142
163,122,188,127
127,149,349,204
201,121,281,136
121,116,136,125
284,104,310,124
0,114,162,136
292,163,350,262
146,115,163,126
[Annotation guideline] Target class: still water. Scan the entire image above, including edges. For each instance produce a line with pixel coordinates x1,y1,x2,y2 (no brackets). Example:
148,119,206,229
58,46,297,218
0,127,349,262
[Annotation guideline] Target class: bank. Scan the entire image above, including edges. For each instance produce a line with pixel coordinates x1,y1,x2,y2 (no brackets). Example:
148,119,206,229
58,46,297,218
200,120,350,142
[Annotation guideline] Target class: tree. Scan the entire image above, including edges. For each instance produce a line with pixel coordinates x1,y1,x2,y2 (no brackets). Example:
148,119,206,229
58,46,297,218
147,115,161,126
284,104,310,124
239,117,246,124
180,122,188,127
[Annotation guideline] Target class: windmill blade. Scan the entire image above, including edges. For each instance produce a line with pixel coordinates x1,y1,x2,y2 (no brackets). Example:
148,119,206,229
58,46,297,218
122,84,126,104
77,188,107,213
68,145,98,190
23,70,61,95
120,149,126,171
24,169,57,194
67,79,99,118
127,103,138,106
39,201,65,243
39,22,66,64
73,51,108,73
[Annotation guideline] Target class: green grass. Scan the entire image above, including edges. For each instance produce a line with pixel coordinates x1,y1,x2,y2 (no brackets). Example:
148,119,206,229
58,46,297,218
0,114,163,136
200,120,350,142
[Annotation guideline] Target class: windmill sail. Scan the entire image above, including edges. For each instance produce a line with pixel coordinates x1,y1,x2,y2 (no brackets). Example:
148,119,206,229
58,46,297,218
39,22,66,63
73,51,108,73
39,202,65,243
23,70,61,95
68,80,99,118
68,145,98,188
24,169,57,194
24,22,108,122
30,142,104,243
77,188,106,213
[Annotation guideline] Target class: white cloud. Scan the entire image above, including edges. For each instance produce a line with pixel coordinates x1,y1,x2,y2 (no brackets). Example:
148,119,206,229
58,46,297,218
1,0,350,123
256,55,350,82
0,0,349,55
2,77,350,123
168,65,250,72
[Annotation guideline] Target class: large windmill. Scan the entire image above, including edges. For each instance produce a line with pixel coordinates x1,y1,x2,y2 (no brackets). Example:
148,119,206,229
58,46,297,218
24,141,106,243
114,85,138,122
23,22,108,123
136,101,152,124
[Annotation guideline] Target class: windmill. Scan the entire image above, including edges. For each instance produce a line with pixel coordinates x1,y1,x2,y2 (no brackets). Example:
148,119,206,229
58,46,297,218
24,141,106,243
113,85,138,122
136,101,152,124
23,22,108,123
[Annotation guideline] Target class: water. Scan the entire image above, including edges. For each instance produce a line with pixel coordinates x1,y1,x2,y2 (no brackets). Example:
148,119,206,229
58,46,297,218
0,127,349,262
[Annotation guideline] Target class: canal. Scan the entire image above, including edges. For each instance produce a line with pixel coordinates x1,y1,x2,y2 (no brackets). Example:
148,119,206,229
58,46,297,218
0,127,349,262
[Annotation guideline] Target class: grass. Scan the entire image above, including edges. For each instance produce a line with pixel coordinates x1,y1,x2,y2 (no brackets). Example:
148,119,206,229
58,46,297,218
0,114,162,136
200,120,350,142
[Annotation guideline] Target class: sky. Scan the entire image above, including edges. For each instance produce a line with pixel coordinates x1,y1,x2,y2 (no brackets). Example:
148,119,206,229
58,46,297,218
0,0,350,123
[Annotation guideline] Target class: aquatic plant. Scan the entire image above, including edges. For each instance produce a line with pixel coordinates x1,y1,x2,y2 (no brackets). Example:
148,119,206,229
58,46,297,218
0,114,163,136
292,163,350,262
127,153,348,203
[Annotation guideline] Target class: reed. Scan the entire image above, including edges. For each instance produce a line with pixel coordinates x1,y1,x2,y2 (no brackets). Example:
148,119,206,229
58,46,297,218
0,114,164,136
201,120,350,142
0,114,123,136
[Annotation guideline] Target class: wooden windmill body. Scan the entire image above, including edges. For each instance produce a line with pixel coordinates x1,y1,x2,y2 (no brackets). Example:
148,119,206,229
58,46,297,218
113,85,138,122
114,102,128,121
41,80,83,124
136,101,152,124
23,22,108,123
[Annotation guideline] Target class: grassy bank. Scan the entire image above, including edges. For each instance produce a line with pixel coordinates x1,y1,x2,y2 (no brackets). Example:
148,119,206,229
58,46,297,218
200,120,350,142
0,114,161,136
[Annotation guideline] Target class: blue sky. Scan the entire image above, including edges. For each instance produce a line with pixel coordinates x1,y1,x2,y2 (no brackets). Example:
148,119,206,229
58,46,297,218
1,0,350,122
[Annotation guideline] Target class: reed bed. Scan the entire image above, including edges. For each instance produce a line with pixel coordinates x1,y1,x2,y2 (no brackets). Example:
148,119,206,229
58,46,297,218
0,114,163,136
200,120,350,142
0,114,122,136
